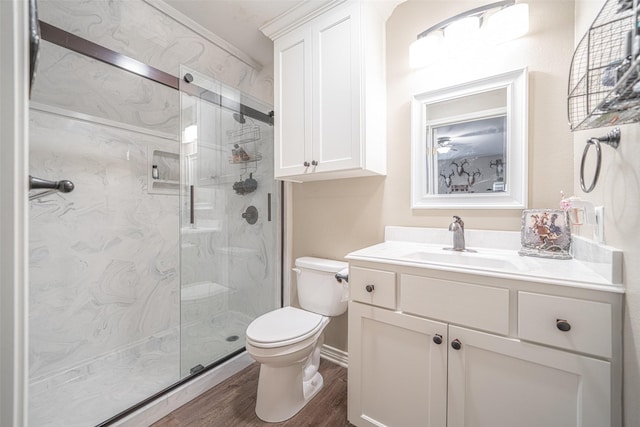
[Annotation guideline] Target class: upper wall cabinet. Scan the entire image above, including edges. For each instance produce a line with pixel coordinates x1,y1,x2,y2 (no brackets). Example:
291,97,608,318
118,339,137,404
263,1,400,182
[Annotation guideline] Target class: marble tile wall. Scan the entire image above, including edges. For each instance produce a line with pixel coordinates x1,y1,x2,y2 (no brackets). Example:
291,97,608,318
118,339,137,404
33,0,273,134
29,109,181,379
29,0,277,422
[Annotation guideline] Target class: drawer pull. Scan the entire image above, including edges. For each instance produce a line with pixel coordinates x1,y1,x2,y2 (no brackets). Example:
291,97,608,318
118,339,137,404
451,339,462,350
556,319,572,332
365,284,375,293
433,334,443,345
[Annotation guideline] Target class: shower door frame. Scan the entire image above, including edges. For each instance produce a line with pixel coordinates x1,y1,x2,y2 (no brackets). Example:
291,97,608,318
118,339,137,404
1,0,29,425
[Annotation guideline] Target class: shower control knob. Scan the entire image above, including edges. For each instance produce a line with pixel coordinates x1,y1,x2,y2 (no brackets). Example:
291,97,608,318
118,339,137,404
311,160,318,166
304,161,310,167
433,334,443,345
451,339,462,350
241,206,258,225
556,319,571,332
365,284,375,293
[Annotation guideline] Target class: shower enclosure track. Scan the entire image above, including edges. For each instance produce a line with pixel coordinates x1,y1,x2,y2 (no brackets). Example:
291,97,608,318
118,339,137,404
38,20,274,126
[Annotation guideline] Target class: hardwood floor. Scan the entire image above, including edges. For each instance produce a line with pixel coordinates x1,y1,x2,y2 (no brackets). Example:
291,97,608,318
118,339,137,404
152,359,353,427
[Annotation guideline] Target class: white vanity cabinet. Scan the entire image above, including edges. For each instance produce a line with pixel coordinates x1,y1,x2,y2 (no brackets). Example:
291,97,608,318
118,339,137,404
268,1,391,182
347,264,621,427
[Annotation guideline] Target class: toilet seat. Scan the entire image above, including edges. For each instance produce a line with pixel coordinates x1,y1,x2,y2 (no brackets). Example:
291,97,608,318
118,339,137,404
247,306,325,349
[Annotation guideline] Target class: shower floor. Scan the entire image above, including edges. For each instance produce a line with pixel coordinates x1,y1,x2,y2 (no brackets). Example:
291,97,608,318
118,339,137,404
29,311,252,427
181,311,253,376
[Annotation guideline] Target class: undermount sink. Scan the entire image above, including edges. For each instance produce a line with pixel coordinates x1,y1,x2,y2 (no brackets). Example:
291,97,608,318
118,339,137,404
403,250,519,271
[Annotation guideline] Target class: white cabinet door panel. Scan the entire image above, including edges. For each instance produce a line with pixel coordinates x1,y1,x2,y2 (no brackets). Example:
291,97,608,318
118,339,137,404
348,302,447,427
313,5,361,173
447,326,610,427
274,28,312,177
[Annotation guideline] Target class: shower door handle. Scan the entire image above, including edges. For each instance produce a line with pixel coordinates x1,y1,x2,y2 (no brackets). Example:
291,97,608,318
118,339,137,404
190,185,195,225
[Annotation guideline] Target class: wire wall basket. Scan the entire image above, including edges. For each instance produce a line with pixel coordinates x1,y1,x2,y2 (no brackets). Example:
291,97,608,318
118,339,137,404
568,0,640,131
228,125,260,145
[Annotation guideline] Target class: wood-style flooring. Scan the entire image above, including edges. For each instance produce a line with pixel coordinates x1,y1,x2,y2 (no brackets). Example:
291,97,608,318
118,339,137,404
152,359,353,427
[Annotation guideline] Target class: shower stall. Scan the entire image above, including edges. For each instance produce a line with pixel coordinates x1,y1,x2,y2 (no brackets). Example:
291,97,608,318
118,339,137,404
27,3,280,425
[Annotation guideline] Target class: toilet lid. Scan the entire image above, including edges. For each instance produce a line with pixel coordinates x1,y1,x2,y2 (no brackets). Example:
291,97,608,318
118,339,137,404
246,306,324,345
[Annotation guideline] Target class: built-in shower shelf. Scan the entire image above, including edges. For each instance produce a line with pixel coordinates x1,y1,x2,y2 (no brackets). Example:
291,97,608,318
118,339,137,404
150,180,179,194
181,281,229,301
181,226,220,234
148,148,180,195
217,246,259,257
153,179,179,185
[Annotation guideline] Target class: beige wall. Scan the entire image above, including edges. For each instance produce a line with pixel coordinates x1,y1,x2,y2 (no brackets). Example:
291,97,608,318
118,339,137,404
291,0,575,352
573,2,640,426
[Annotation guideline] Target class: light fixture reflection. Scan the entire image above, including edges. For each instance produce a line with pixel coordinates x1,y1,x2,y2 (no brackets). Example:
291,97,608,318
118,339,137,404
437,137,453,154
183,125,198,143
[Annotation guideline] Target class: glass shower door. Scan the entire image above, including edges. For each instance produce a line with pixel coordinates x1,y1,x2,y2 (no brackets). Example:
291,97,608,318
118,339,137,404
179,67,279,375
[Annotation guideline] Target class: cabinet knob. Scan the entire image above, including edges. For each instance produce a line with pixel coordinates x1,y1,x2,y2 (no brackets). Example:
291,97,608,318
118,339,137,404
451,339,462,350
303,161,310,167
311,160,318,166
365,284,375,293
556,319,571,332
433,334,443,345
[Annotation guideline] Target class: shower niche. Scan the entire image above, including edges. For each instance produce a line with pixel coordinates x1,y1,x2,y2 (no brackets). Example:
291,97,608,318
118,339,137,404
148,148,180,195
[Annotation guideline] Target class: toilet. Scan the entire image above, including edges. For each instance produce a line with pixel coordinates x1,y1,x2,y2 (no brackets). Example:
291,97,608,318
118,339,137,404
245,257,349,422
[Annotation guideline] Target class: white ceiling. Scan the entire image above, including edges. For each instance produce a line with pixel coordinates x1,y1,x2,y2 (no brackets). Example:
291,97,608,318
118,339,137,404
162,0,307,67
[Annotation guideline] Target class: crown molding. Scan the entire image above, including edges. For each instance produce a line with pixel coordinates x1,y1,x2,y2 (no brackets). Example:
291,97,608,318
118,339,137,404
260,0,346,40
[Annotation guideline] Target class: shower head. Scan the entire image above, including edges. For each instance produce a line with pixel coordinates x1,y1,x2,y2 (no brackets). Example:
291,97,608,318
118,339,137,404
233,112,246,124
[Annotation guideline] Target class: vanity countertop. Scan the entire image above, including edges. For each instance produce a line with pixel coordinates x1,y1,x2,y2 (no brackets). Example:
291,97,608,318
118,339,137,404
346,226,624,294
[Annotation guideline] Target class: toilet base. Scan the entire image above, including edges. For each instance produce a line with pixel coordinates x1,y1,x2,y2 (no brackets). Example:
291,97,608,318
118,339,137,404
255,364,324,422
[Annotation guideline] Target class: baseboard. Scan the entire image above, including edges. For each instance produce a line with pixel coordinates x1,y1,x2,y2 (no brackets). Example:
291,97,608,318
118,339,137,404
320,344,348,368
114,352,254,427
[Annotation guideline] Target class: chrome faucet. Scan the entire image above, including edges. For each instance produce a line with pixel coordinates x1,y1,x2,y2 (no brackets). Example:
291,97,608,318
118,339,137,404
447,215,466,251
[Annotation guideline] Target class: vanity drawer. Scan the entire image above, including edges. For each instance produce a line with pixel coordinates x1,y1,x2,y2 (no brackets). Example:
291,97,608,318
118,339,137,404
518,292,612,358
400,275,509,335
350,266,396,309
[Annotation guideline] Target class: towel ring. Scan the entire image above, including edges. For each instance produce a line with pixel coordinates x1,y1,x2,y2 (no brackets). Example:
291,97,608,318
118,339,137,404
579,128,620,193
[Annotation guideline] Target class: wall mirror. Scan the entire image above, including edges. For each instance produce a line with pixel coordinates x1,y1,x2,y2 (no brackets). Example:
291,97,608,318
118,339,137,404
411,68,528,209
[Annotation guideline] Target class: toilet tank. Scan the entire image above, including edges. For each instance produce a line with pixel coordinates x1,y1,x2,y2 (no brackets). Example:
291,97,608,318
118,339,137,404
294,257,349,316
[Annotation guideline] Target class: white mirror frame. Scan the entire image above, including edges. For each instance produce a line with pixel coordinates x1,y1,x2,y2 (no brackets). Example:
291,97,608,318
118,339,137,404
411,68,528,209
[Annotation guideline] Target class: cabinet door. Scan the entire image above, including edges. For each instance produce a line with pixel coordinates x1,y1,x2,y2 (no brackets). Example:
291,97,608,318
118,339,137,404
447,326,611,427
348,302,447,427
311,4,362,173
274,26,312,178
